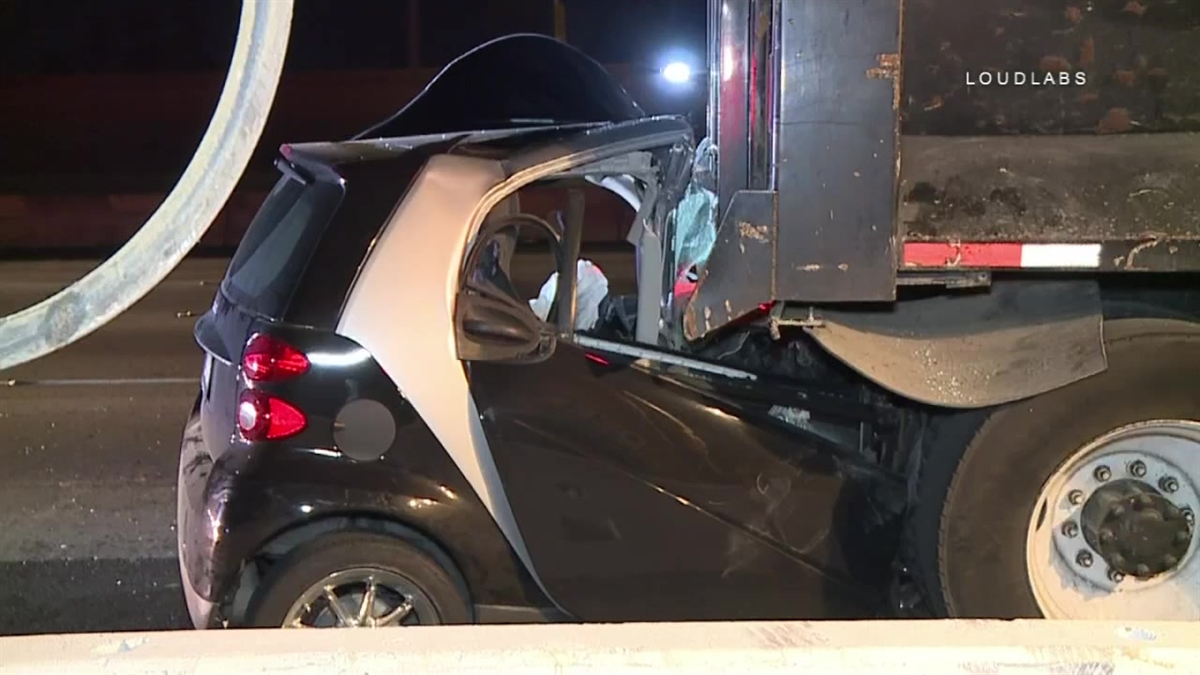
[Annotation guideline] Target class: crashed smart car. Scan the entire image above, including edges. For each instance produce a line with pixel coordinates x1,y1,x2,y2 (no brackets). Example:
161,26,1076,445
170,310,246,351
178,19,1200,628
176,34,903,628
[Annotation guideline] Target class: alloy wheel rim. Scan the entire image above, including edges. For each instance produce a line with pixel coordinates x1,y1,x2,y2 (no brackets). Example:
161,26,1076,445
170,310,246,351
283,567,437,628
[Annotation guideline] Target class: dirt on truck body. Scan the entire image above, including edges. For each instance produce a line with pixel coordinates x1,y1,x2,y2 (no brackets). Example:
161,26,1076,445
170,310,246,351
902,0,1200,137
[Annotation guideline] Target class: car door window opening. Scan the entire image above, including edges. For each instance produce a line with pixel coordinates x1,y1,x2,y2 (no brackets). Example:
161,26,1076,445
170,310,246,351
457,140,707,368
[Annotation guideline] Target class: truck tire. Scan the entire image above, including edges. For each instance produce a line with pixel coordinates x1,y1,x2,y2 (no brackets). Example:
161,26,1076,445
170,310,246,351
912,318,1200,620
244,532,473,628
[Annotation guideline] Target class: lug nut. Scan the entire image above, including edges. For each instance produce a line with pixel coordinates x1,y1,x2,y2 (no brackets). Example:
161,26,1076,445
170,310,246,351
1183,508,1195,526
1159,476,1179,493
1061,521,1079,538
1068,490,1085,506
1129,460,1147,478
1076,551,1094,568
1108,569,1125,583
1094,465,1111,482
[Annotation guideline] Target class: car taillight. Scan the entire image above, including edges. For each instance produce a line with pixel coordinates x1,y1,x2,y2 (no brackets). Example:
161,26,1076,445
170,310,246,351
242,334,309,382
237,390,307,441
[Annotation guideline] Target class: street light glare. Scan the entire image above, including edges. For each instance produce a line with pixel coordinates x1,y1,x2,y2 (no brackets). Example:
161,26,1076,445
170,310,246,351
662,61,692,84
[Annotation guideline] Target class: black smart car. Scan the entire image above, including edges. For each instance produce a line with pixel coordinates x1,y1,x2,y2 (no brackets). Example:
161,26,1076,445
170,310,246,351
177,35,903,629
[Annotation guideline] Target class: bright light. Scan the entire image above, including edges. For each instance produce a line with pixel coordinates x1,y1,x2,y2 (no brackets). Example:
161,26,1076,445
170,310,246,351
662,61,693,84
722,46,735,82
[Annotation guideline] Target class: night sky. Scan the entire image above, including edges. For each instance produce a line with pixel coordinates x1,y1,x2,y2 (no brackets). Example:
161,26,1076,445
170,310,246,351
0,0,710,253
0,0,708,73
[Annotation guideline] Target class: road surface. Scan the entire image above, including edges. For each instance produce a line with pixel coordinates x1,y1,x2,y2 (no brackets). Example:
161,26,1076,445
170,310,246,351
0,251,635,635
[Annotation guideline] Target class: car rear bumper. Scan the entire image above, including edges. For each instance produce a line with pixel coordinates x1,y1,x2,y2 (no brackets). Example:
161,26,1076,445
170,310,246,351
178,531,216,629
176,413,214,629
177,407,221,629
175,391,342,629
177,398,267,629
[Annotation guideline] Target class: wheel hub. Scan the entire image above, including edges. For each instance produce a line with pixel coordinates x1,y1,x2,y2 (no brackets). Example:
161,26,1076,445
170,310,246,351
283,567,433,629
1026,420,1200,621
1080,479,1193,579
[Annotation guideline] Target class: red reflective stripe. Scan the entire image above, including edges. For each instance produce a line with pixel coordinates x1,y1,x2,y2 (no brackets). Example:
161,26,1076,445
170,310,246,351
903,242,1023,268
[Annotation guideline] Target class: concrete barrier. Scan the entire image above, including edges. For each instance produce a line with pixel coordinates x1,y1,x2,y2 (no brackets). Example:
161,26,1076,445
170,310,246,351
1,620,1196,675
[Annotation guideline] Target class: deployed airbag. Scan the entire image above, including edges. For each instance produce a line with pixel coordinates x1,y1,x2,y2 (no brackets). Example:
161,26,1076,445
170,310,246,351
529,259,610,331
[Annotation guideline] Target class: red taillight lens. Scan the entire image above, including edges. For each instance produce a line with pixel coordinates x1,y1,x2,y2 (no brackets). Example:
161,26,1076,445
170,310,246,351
237,390,308,441
242,334,309,382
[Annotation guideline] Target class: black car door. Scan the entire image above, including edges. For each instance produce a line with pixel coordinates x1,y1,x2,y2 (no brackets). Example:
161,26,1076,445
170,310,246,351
455,207,895,623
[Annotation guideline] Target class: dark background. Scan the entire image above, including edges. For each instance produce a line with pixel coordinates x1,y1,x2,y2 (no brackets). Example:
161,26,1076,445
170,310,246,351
0,3,691,636
0,0,708,254
0,0,705,74
2,0,1198,255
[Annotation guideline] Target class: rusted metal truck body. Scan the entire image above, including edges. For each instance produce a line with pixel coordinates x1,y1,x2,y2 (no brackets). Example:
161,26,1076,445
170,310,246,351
674,0,1199,622
690,0,1200,343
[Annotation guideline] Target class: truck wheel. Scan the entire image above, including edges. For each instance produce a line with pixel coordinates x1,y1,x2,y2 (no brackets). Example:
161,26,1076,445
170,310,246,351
244,532,473,628
913,318,1200,620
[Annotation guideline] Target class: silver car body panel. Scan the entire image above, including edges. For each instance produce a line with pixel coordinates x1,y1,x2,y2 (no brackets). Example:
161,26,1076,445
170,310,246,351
335,118,694,598
334,153,535,571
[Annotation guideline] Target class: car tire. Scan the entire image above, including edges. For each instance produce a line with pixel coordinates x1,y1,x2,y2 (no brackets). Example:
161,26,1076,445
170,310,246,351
243,531,473,627
911,318,1200,619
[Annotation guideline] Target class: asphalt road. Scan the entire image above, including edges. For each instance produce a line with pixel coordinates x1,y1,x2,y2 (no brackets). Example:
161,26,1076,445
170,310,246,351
0,251,635,635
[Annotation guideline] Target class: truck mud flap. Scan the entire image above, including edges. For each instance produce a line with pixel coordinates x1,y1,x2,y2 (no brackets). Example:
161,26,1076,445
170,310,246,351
799,279,1106,409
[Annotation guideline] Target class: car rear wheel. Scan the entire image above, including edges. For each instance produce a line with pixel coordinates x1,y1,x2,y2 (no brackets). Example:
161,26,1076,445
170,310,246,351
243,531,472,628
912,318,1200,620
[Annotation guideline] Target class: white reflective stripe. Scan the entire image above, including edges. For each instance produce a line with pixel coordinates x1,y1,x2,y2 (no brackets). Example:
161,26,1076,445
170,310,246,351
573,335,757,380
1020,243,1102,268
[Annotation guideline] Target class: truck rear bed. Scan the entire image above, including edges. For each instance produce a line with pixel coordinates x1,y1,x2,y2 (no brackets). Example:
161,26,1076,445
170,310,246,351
896,0,1200,270
690,0,1199,336
898,133,1200,271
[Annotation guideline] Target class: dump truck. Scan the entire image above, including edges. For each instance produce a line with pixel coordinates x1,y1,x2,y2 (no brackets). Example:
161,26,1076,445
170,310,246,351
675,0,1200,620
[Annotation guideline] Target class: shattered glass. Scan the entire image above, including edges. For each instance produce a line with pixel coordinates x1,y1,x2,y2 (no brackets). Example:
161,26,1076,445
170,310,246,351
672,137,718,281
673,182,717,280
691,136,717,193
